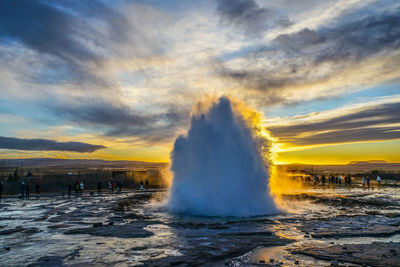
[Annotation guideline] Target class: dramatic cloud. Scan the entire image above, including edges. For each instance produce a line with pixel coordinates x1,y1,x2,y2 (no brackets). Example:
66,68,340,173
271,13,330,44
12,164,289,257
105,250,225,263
48,98,189,144
216,0,291,35
0,0,166,86
218,6,400,104
276,11,400,64
216,0,272,34
0,0,180,144
0,1,92,60
269,101,400,146
0,0,399,161
0,136,105,153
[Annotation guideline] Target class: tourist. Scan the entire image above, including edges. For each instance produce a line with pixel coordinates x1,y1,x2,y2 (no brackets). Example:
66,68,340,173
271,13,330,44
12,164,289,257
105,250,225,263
117,180,122,193
145,179,149,190
348,176,352,186
97,182,102,195
338,175,342,185
108,180,112,194
362,177,366,187
20,182,25,198
140,180,144,190
377,176,381,185
80,181,84,194
35,183,40,196
74,181,79,194
305,176,311,186
68,183,72,196
314,175,318,186
0,181,3,199
366,176,370,188
26,183,30,199
118,181,122,193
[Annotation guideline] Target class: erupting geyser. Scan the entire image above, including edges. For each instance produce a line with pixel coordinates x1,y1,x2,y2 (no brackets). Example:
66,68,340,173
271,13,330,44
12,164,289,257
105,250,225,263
168,97,278,216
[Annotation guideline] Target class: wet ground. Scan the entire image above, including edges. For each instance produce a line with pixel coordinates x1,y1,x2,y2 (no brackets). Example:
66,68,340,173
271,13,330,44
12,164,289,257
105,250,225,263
0,187,399,266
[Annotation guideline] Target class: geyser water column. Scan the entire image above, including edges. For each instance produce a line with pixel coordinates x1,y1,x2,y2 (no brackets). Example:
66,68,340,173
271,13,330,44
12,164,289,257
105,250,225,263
168,97,278,216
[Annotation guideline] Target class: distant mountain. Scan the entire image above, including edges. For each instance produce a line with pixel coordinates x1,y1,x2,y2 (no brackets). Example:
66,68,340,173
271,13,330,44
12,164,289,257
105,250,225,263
348,160,388,165
0,158,167,168
281,160,400,173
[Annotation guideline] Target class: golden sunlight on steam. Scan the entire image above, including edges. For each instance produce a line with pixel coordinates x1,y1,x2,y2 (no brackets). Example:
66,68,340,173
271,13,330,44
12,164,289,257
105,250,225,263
230,98,304,210
170,96,307,211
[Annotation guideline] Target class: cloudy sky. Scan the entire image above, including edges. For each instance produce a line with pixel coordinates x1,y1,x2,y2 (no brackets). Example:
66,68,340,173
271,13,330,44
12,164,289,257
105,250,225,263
0,0,399,164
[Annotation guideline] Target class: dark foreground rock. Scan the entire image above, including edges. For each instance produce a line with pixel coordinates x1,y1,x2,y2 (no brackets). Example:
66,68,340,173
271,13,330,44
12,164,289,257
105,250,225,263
291,242,400,267
142,231,293,266
282,192,400,208
47,224,74,229
27,256,64,267
63,221,156,238
0,226,40,235
299,216,400,238
28,247,83,267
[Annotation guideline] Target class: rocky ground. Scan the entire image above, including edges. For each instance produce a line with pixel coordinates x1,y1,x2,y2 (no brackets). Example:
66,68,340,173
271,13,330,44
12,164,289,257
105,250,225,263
291,242,400,267
0,187,399,266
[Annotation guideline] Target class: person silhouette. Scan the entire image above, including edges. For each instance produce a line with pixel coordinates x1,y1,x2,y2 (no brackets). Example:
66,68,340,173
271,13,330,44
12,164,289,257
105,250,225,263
97,182,102,195
35,183,40,196
68,183,72,197
20,182,26,199
140,180,144,190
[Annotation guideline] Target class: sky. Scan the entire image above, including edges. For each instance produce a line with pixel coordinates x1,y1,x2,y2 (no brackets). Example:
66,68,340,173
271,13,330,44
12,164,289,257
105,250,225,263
0,0,399,164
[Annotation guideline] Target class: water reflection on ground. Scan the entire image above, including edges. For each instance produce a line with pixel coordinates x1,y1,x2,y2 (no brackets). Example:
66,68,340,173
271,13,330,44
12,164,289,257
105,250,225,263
0,187,399,266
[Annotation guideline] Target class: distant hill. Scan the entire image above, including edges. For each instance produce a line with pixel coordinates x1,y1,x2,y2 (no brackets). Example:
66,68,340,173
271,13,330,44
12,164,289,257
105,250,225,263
0,158,167,169
281,160,400,173
348,160,388,165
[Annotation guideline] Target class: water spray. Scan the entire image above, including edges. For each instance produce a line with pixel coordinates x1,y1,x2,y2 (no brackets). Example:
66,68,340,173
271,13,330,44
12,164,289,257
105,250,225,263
168,97,278,216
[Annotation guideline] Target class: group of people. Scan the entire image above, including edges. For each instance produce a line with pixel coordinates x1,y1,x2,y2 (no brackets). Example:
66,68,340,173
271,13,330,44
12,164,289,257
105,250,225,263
324,175,353,186
303,174,384,188
66,179,126,196
67,181,85,196
139,179,149,190
19,182,41,198
105,180,123,194
361,176,382,188
361,176,370,188
4,178,150,199
305,175,351,186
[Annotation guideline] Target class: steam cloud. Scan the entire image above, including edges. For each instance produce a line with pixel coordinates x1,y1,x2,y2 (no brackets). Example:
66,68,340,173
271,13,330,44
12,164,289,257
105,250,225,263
168,97,278,216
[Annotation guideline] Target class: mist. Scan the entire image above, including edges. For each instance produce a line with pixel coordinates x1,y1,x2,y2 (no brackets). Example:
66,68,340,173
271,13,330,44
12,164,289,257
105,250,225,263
167,97,278,216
